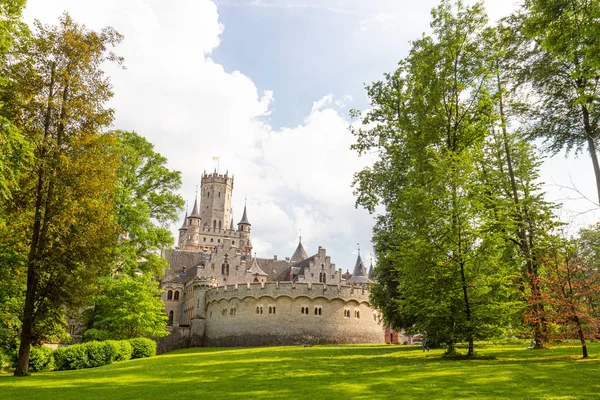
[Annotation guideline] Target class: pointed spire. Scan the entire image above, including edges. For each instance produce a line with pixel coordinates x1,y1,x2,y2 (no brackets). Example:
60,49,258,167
246,255,268,276
368,258,374,281
290,236,308,263
189,188,200,218
230,217,234,231
179,210,188,230
347,251,372,284
238,199,250,225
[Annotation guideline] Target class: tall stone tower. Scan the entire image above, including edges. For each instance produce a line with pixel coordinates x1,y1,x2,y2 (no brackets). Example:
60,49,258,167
199,170,234,231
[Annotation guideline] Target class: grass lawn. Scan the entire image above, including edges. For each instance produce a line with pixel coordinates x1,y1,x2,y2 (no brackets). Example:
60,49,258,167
1,341,599,399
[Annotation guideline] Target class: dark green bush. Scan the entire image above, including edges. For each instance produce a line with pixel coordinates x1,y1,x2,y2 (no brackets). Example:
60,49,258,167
53,339,137,371
84,341,114,368
129,338,156,359
28,346,55,372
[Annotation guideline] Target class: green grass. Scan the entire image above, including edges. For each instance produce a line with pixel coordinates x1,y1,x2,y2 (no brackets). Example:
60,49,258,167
1,341,599,399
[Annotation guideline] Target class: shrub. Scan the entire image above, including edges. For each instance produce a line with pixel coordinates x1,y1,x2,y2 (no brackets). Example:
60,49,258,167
84,341,114,368
107,340,132,362
28,346,55,372
53,344,88,371
129,338,156,359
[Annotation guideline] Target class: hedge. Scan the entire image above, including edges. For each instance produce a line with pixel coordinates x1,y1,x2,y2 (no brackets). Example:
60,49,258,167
53,339,145,371
28,346,55,372
129,338,156,359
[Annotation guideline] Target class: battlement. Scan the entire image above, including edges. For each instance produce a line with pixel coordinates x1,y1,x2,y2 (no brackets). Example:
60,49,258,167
201,171,234,186
205,281,371,304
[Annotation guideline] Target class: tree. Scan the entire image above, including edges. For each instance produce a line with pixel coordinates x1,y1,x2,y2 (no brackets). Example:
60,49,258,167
83,130,184,339
518,0,600,204
352,0,516,356
112,130,184,279
539,238,600,358
10,14,123,376
83,275,168,340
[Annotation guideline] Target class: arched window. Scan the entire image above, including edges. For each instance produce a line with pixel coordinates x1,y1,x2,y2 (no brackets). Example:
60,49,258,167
213,220,216,229
207,191,210,198
218,192,221,198
168,310,174,325
167,290,173,300
218,221,222,230
174,291,179,300
226,264,229,275
319,272,326,283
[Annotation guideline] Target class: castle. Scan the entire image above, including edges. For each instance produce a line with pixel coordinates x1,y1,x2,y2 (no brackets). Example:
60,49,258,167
159,170,385,350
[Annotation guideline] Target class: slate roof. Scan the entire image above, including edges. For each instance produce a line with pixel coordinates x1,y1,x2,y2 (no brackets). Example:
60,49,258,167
257,258,292,281
179,211,188,230
238,204,250,225
246,257,268,276
347,254,372,284
290,238,308,263
189,195,200,218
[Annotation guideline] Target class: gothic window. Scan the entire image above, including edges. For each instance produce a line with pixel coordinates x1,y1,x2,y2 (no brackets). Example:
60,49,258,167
301,306,309,315
221,263,225,275
167,290,173,300
168,310,174,325
226,264,230,275
174,291,180,300
256,306,263,315
269,306,276,315
319,272,326,283
314,306,322,316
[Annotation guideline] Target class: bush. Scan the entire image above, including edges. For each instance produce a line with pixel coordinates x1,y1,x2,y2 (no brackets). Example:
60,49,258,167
107,340,132,362
28,346,55,372
53,344,88,371
129,338,156,359
84,341,115,368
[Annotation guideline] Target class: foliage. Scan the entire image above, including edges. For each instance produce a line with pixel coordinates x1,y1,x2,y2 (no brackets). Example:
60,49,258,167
8,13,124,376
52,340,135,371
84,275,168,340
27,346,54,372
351,0,520,356
1,344,600,399
112,130,184,279
516,0,600,203
128,338,156,359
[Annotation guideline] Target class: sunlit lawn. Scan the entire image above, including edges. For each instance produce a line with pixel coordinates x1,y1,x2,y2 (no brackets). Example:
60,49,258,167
1,341,599,399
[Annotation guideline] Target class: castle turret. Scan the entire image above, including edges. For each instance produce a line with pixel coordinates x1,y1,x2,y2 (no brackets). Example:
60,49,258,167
347,252,372,285
177,210,188,246
368,260,375,281
185,194,202,248
237,203,252,253
200,170,234,231
290,236,308,263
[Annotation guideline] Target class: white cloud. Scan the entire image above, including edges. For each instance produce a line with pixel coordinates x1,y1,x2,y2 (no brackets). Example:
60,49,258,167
24,0,373,270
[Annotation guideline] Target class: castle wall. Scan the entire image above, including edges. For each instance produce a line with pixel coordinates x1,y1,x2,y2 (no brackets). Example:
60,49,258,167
199,282,385,346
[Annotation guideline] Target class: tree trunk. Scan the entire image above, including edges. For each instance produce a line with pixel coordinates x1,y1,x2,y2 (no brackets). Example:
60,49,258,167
574,314,589,358
14,65,56,377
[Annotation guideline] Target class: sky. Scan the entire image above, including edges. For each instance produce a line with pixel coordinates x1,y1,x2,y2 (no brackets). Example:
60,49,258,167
23,0,598,271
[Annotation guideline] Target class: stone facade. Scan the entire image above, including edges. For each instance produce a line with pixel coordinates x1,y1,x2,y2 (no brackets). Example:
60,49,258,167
159,169,384,350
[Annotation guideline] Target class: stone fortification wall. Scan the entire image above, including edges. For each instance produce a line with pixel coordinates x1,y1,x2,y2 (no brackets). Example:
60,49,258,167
202,282,384,347
157,326,191,354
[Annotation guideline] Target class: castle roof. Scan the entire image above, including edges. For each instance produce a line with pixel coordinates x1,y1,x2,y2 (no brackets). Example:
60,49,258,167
347,254,372,284
290,254,316,278
290,237,308,263
189,195,200,218
368,261,374,281
229,218,234,231
179,211,188,230
246,257,268,276
256,258,292,281
238,204,250,225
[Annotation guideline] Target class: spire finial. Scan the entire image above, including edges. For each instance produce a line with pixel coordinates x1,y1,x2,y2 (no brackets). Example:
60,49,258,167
357,243,360,254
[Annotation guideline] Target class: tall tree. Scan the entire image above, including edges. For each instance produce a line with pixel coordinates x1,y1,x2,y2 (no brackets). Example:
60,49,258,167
518,0,600,204
10,14,123,376
352,0,514,356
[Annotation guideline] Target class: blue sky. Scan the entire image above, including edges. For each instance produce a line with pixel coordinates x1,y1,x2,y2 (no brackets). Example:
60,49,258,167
24,0,598,270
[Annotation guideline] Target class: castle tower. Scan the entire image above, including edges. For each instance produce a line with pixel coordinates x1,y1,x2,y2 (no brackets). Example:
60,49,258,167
186,194,202,248
237,203,252,253
177,209,188,247
200,170,234,232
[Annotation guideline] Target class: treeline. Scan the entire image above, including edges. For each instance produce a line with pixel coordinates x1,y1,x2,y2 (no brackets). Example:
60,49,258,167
352,0,600,357
0,2,184,375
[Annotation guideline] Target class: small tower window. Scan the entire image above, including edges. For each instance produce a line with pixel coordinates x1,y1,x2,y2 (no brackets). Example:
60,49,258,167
355,310,360,319
168,310,174,325
213,220,216,229
319,272,326,283
203,237,206,242
167,290,173,300
174,291,180,300
314,306,322,316
269,306,276,315
218,192,221,198
218,221,222,230
207,191,210,198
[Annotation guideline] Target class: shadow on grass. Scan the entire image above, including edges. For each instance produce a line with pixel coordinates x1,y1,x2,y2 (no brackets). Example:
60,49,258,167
0,343,598,399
